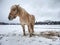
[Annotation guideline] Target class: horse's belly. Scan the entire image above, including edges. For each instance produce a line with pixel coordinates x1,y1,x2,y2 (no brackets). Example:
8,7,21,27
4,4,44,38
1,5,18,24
21,22,27,25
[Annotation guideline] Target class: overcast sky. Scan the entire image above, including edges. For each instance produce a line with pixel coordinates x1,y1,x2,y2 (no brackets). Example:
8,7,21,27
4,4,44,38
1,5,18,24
0,0,60,23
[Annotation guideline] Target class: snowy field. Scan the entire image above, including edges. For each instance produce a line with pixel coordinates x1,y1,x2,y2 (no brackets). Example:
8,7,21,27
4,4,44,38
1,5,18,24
0,25,60,45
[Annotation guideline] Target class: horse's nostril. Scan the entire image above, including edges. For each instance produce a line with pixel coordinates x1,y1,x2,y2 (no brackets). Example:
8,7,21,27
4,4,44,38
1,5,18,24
8,15,11,20
8,16,13,20
8,17,10,20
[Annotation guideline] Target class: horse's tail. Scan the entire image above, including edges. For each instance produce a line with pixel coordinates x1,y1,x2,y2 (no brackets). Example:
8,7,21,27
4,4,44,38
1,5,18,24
31,15,35,25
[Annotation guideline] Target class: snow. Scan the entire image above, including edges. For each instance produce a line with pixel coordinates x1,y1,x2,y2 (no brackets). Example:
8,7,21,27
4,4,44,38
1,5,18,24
0,25,60,45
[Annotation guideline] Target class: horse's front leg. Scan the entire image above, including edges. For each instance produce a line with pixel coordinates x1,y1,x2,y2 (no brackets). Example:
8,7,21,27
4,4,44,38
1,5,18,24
28,24,33,37
21,25,26,36
30,24,34,34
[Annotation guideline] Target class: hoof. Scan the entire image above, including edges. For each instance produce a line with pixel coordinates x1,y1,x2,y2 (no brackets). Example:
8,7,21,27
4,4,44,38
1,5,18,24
23,34,26,36
30,34,32,37
32,33,34,35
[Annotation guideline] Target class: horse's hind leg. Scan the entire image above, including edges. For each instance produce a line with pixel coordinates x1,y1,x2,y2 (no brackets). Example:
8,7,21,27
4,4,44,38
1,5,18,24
21,25,26,36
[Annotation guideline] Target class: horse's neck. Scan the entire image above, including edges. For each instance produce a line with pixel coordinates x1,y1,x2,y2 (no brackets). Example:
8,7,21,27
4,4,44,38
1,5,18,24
18,6,30,19
17,7,22,17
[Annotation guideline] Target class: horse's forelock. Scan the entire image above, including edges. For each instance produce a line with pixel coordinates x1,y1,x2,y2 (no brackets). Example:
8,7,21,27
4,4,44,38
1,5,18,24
11,5,17,9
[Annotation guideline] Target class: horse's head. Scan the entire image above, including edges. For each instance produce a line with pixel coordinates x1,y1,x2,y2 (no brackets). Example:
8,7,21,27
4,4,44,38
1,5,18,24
8,5,19,20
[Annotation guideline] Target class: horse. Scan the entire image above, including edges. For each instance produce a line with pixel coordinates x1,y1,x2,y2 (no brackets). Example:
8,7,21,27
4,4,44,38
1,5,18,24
8,5,35,37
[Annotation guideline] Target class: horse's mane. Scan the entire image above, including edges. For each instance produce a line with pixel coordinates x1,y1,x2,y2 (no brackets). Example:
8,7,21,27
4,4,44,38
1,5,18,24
17,5,29,16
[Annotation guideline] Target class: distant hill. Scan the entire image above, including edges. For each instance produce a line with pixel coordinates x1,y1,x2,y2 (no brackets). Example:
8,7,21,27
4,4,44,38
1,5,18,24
0,22,20,25
0,20,60,25
35,20,60,25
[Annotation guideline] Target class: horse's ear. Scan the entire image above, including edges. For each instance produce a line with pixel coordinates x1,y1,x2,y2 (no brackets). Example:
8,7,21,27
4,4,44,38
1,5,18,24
17,5,19,7
15,4,19,7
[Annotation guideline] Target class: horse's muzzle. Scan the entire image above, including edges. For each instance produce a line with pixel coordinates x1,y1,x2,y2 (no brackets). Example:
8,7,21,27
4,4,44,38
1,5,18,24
8,16,13,20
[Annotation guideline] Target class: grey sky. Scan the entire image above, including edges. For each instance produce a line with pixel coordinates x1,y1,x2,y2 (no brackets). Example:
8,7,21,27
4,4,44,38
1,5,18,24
0,0,60,23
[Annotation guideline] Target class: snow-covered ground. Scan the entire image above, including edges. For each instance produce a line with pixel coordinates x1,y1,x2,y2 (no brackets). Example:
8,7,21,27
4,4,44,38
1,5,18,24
0,25,60,45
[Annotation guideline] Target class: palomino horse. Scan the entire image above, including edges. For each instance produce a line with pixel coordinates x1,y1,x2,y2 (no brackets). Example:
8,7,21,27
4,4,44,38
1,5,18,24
8,5,35,37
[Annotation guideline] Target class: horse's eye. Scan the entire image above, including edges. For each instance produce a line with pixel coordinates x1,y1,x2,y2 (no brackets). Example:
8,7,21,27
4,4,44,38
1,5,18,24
13,9,15,11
